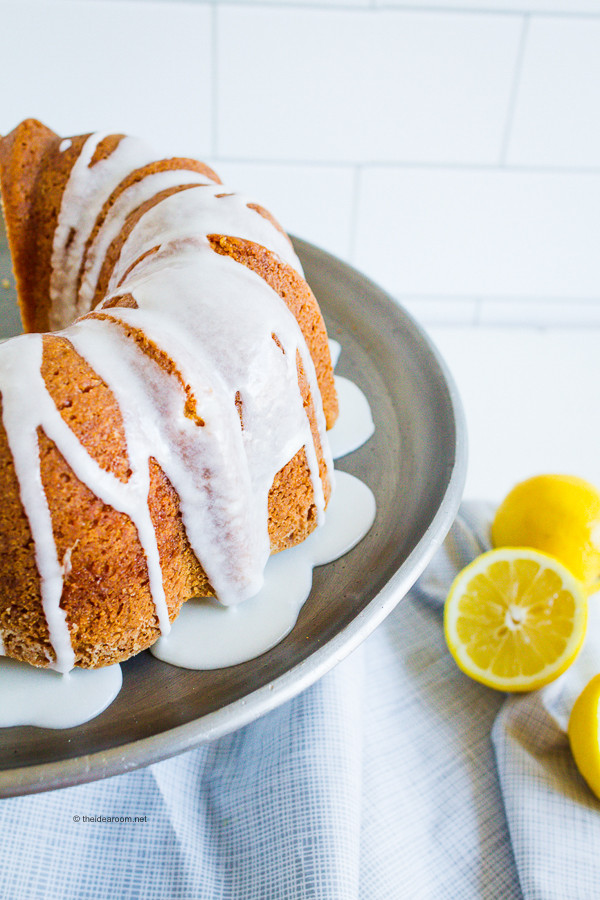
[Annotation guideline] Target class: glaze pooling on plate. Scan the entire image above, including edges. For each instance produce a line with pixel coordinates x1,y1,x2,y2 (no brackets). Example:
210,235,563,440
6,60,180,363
0,342,375,728
152,471,375,670
328,376,375,459
0,658,122,730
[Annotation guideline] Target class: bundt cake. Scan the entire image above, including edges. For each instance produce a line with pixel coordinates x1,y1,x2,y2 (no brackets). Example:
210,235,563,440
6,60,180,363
0,118,338,673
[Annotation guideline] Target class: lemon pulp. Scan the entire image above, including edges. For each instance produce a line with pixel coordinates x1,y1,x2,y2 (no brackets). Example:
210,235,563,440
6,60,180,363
444,547,587,692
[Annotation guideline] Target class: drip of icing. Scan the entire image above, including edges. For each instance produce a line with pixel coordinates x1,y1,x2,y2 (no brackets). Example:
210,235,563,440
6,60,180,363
1,332,171,642
152,471,375,669
0,659,122,729
58,138,72,153
49,133,155,329
77,169,218,311
0,336,75,672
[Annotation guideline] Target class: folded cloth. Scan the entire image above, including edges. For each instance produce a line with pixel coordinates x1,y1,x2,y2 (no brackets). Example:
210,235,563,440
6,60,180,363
493,593,600,899
420,502,600,900
3,502,596,899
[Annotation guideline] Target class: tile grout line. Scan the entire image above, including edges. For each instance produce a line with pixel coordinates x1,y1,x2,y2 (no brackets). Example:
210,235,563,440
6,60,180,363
56,0,600,21
211,1,219,159
390,299,600,329
366,3,600,17
387,300,598,309
211,156,600,175
410,309,600,329
426,321,600,329
348,165,362,265
499,13,530,166
154,0,600,19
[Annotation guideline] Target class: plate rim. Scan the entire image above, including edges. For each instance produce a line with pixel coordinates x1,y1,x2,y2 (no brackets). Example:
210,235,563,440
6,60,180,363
0,237,467,797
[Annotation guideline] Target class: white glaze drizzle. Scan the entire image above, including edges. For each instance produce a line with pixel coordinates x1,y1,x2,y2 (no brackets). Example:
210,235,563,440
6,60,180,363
0,336,75,672
0,132,331,669
77,168,219,311
5,332,173,641
49,133,155,330
105,246,326,599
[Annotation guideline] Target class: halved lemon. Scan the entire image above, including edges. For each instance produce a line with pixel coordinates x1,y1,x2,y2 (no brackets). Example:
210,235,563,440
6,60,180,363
444,547,587,692
568,675,600,799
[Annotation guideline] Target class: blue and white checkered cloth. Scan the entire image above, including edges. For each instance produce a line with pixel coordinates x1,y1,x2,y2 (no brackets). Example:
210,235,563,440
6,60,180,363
2,503,600,899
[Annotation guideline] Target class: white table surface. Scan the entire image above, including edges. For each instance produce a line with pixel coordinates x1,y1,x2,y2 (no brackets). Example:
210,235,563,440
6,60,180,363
428,325,600,504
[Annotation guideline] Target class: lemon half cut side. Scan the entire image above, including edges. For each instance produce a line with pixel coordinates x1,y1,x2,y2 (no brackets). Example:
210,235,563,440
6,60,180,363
444,547,588,693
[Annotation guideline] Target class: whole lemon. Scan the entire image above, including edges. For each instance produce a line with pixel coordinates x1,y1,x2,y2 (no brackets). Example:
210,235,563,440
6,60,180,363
569,674,600,799
491,474,600,593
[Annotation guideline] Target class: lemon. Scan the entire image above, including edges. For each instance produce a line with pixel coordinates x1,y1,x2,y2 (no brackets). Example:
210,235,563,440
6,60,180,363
491,474,600,593
568,675,600,799
444,547,587,692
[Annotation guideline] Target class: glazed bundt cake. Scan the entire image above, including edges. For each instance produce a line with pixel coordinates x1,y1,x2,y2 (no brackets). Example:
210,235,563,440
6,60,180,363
0,118,338,672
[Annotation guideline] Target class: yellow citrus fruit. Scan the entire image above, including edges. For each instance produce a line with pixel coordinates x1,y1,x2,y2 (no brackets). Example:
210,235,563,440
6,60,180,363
444,547,587,692
491,474,600,593
568,674,600,799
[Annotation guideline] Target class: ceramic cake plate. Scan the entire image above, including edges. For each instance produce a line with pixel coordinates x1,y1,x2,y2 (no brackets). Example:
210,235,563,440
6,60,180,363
0,228,467,797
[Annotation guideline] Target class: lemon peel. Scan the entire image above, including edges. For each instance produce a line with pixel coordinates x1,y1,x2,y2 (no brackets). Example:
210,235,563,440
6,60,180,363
568,674,600,799
492,474,600,594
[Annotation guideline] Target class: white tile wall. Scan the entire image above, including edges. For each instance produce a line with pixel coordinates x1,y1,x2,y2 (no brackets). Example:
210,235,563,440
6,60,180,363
507,17,600,167
210,161,356,260
354,167,600,300
216,8,522,164
0,0,213,158
431,326,600,501
228,0,370,6
479,298,600,326
0,0,599,327
376,1,600,11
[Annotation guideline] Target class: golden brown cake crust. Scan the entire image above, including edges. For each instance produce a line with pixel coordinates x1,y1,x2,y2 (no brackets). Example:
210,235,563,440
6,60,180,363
2,123,94,333
0,119,63,333
0,120,339,669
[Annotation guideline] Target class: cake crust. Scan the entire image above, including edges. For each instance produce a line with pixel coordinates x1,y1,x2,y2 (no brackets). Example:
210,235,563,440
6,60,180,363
0,119,338,669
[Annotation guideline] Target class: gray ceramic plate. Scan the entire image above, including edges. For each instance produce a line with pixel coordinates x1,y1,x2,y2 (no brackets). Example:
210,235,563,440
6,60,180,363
0,229,467,797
